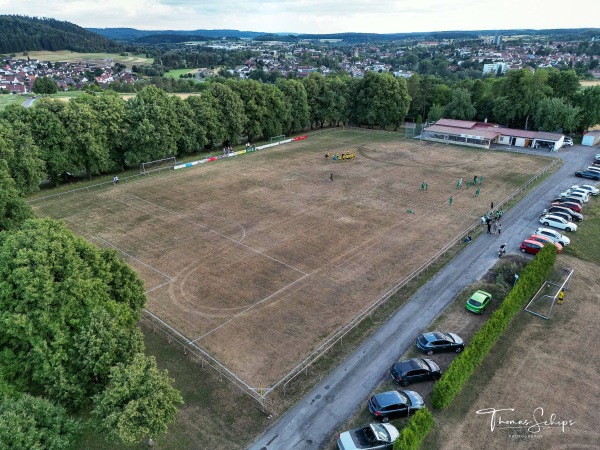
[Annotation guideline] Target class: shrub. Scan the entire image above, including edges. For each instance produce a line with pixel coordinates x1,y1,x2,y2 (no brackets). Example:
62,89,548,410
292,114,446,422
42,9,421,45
393,407,435,450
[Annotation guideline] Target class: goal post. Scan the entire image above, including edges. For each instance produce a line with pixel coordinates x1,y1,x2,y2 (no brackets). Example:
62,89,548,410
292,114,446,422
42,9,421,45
269,135,285,144
140,156,177,175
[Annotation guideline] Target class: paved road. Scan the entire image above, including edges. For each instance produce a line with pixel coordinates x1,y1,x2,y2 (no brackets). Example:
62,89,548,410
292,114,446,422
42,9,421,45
249,144,598,450
22,97,37,108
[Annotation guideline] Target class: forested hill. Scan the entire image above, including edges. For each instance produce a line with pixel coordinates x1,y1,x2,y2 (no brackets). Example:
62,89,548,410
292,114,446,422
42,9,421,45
0,15,122,53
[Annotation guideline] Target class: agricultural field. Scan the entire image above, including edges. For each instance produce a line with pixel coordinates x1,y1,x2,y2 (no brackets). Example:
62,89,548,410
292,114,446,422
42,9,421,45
32,130,552,394
580,79,600,87
163,68,199,78
25,50,153,67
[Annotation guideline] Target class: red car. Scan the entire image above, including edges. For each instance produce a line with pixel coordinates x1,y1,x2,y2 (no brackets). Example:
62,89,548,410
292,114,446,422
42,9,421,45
520,239,562,255
551,201,581,213
528,235,563,252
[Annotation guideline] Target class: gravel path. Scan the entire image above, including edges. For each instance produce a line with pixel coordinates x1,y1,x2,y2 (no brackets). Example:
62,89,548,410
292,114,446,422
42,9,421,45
249,144,597,450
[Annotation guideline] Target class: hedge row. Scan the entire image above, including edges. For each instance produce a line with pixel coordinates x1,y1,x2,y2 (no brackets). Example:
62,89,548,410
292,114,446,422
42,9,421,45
393,407,435,450
431,245,557,409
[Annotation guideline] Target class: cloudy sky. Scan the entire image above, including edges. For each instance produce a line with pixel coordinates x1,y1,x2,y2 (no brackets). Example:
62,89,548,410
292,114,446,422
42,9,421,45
1,0,597,34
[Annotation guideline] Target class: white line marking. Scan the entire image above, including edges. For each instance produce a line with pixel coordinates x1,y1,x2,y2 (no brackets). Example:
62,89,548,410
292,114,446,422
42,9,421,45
190,273,310,343
128,194,306,275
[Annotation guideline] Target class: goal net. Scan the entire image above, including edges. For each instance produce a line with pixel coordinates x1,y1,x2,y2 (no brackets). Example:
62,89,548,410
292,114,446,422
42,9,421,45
140,157,177,175
269,135,285,144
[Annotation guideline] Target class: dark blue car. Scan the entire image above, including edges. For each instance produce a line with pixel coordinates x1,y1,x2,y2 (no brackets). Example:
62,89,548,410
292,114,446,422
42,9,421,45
575,170,600,181
416,331,464,356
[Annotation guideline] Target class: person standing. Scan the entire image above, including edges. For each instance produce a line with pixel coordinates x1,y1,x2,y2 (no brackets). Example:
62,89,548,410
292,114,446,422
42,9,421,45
492,221,498,234
497,221,502,235
449,196,453,206
490,201,494,210
330,173,334,182
486,218,492,234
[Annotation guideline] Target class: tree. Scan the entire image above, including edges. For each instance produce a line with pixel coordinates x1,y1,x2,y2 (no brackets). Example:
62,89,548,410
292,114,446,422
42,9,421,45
575,85,600,131
0,219,147,407
428,103,444,123
91,353,183,445
33,76,58,95
547,69,580,103
261,83,291,139
172,95,206,155
124,86,181,164
206,82,247,145
323,76,349,127
0,160,34,232
443,88,476,120
60,101,110,178
228,80,267,141
275,79,310,133
534,97,581,133
185,94,224,148
350,72,411,130
0,393,81,450
302,73,327,128
25,100,73,186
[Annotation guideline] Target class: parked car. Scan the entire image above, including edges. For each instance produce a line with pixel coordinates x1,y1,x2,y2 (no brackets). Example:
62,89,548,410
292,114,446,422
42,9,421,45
572,184,599,196
562,187,592,198
368,390,424,422
539,214,577,232
543,206,582,222
528,235,563,252
465,290,492,314
563,137,573,146
560,191,589,203
337,423,399,450
416,331,464,355
575,170,600,181
520,239,545,255
553,196,583,206
542,209,572,223
535,227,570,246
551,201,582,213
586,166,600,174
390,358,441,386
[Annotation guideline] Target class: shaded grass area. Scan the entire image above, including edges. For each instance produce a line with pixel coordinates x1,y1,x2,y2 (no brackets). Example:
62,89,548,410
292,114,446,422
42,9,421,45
72,328,271,449
563,194,600,264
0,93,32,110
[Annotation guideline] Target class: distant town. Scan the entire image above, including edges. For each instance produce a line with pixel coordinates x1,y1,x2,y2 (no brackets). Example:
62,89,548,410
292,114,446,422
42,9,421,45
1,32,599,94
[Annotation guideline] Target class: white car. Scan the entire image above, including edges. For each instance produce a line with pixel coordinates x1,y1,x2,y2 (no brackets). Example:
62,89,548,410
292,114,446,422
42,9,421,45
560,191,589,203
540,214,577,232
586,166,600,174
337,423,399,450
571,184,599,196
561,188,591,199
563,137,573,146
535,227,571,246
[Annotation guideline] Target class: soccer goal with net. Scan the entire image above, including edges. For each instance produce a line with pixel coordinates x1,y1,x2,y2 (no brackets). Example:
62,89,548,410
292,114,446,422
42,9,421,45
140,157,177,175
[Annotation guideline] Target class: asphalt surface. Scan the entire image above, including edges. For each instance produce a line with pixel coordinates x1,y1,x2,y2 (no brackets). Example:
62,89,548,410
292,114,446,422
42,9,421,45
22,97,37,108
249,144,598,450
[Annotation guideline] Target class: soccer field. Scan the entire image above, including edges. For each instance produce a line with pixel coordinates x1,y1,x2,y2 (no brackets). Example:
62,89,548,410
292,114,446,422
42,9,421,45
32,129,552,392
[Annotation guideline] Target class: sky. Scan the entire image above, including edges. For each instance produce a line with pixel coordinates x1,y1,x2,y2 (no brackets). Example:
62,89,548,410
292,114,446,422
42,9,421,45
1,0,598,34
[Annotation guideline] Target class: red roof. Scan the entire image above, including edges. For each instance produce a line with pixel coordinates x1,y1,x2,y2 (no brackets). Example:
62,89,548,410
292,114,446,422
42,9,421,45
435,119,477,129
424,124,500,140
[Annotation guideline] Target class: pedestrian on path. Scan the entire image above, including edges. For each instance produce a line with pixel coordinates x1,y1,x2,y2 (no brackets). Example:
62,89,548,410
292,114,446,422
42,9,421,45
487,218,492,234
492,221,498,234
497,222,502,235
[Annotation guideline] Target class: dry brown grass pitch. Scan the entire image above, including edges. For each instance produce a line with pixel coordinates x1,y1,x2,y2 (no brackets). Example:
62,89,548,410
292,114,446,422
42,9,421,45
33,130,551,389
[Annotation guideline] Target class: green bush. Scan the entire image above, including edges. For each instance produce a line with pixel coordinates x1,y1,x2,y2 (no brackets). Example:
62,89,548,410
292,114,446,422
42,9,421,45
432,245,556,409
393,407,435,450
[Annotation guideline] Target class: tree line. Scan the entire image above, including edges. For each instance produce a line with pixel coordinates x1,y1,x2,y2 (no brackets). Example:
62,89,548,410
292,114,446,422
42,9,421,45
0,15,122,53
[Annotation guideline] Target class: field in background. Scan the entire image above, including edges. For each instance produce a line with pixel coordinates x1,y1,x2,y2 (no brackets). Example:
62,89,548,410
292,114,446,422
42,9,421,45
25,50,153,67
580,80,600,87
32,130,552,392
163,68,200,78
0,93,31,110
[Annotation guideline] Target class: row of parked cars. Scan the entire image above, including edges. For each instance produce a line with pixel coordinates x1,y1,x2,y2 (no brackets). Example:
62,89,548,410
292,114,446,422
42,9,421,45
574,155,600,181
337,329,467,449
520,180,598,255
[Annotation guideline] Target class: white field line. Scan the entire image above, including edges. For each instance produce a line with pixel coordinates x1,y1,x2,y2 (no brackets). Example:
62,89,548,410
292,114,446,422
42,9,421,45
190,272,310,344
128,194,307,276
92,236,174,293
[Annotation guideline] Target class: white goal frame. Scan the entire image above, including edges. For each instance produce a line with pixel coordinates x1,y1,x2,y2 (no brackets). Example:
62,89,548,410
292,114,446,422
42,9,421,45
140,156,177,175
269,134,286,144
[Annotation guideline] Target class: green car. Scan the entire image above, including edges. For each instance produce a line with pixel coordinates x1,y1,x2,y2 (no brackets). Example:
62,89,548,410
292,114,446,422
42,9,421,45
465,290,492,314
